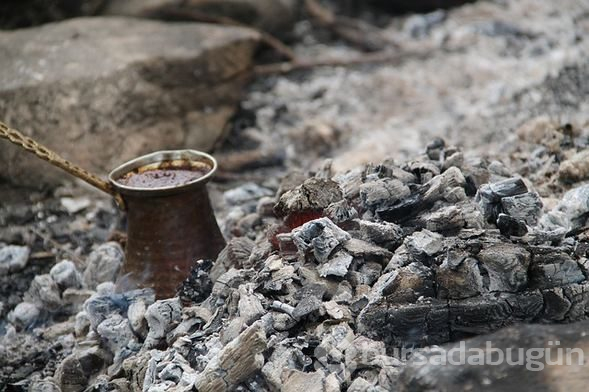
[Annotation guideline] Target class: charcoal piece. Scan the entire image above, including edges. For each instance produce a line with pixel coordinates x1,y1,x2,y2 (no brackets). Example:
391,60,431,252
436,254,484,299
377,168,465,223
292,218,351,263
143,298,182,349
370,263,434,305
383,165,417,184
358,262,383,286
83,242,124,290
256,196,276,217
261,345,306,389
275,232,298,261
96,313,136,354
501,192,543,225
475,184,502,223
347,377,372,392
271,311,297,331
489,177,528,198
325,199,359,224
540,184,589,232
274,178,343,217
541,287,571,321
212,268,256,299
323,301,352,320
318,251,354,278
127,300,149,339
448,292,543,337
7,302,40,330
24,273,62,312
420,205,465,233
50,260,82,290
359,178,411,211
211,237,255,281
442,151,464,171
476,177,529,223
422,167,466,204
457,200,485,229
224,183,274,206
263,265,296,294
409,161,441,183
355,219,404,251
0,244,30,275
558,149,589,183
343,238,393,265
384,244,412,272
357,299,450,348
376,191,431,223
194,323,267,392
562,282,589,321
496,213,528,237
277,171,308,198
282,370,326,392
332,281,354,304
529,251,585,289
294,283,327,303
292,296,323,320
426,137,445,160
30,378,61,392
178,259,213,305
334,166,366,200
404,230,444,264
478,243,530,292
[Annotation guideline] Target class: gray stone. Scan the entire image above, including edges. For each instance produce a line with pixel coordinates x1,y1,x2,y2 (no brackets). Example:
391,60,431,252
0,245,30,275
0,17,259,187
83,242,124,289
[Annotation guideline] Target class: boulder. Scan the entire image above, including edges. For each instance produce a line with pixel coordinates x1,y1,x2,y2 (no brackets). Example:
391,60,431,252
102,0,299,35
0,17,259,188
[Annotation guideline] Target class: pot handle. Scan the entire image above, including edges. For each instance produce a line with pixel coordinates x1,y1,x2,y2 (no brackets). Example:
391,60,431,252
0,121,125,209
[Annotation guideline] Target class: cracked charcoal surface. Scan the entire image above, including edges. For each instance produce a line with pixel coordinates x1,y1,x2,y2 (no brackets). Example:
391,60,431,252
6,129,589,390
2,0,589,390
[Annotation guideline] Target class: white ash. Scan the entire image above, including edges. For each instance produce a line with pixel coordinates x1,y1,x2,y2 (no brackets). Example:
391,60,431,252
0,245,30,275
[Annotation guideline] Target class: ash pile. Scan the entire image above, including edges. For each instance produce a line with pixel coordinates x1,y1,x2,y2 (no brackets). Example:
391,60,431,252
4,121,589,391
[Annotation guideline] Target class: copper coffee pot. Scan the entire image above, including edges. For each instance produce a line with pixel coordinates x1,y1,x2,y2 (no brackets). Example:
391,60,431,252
0,121,226,298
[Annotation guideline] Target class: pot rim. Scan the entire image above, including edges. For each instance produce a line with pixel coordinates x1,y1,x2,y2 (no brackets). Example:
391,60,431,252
108,149,217,196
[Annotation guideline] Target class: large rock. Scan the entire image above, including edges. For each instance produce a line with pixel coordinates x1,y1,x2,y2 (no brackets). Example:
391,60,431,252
0,17,259,188
103,0,299,35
